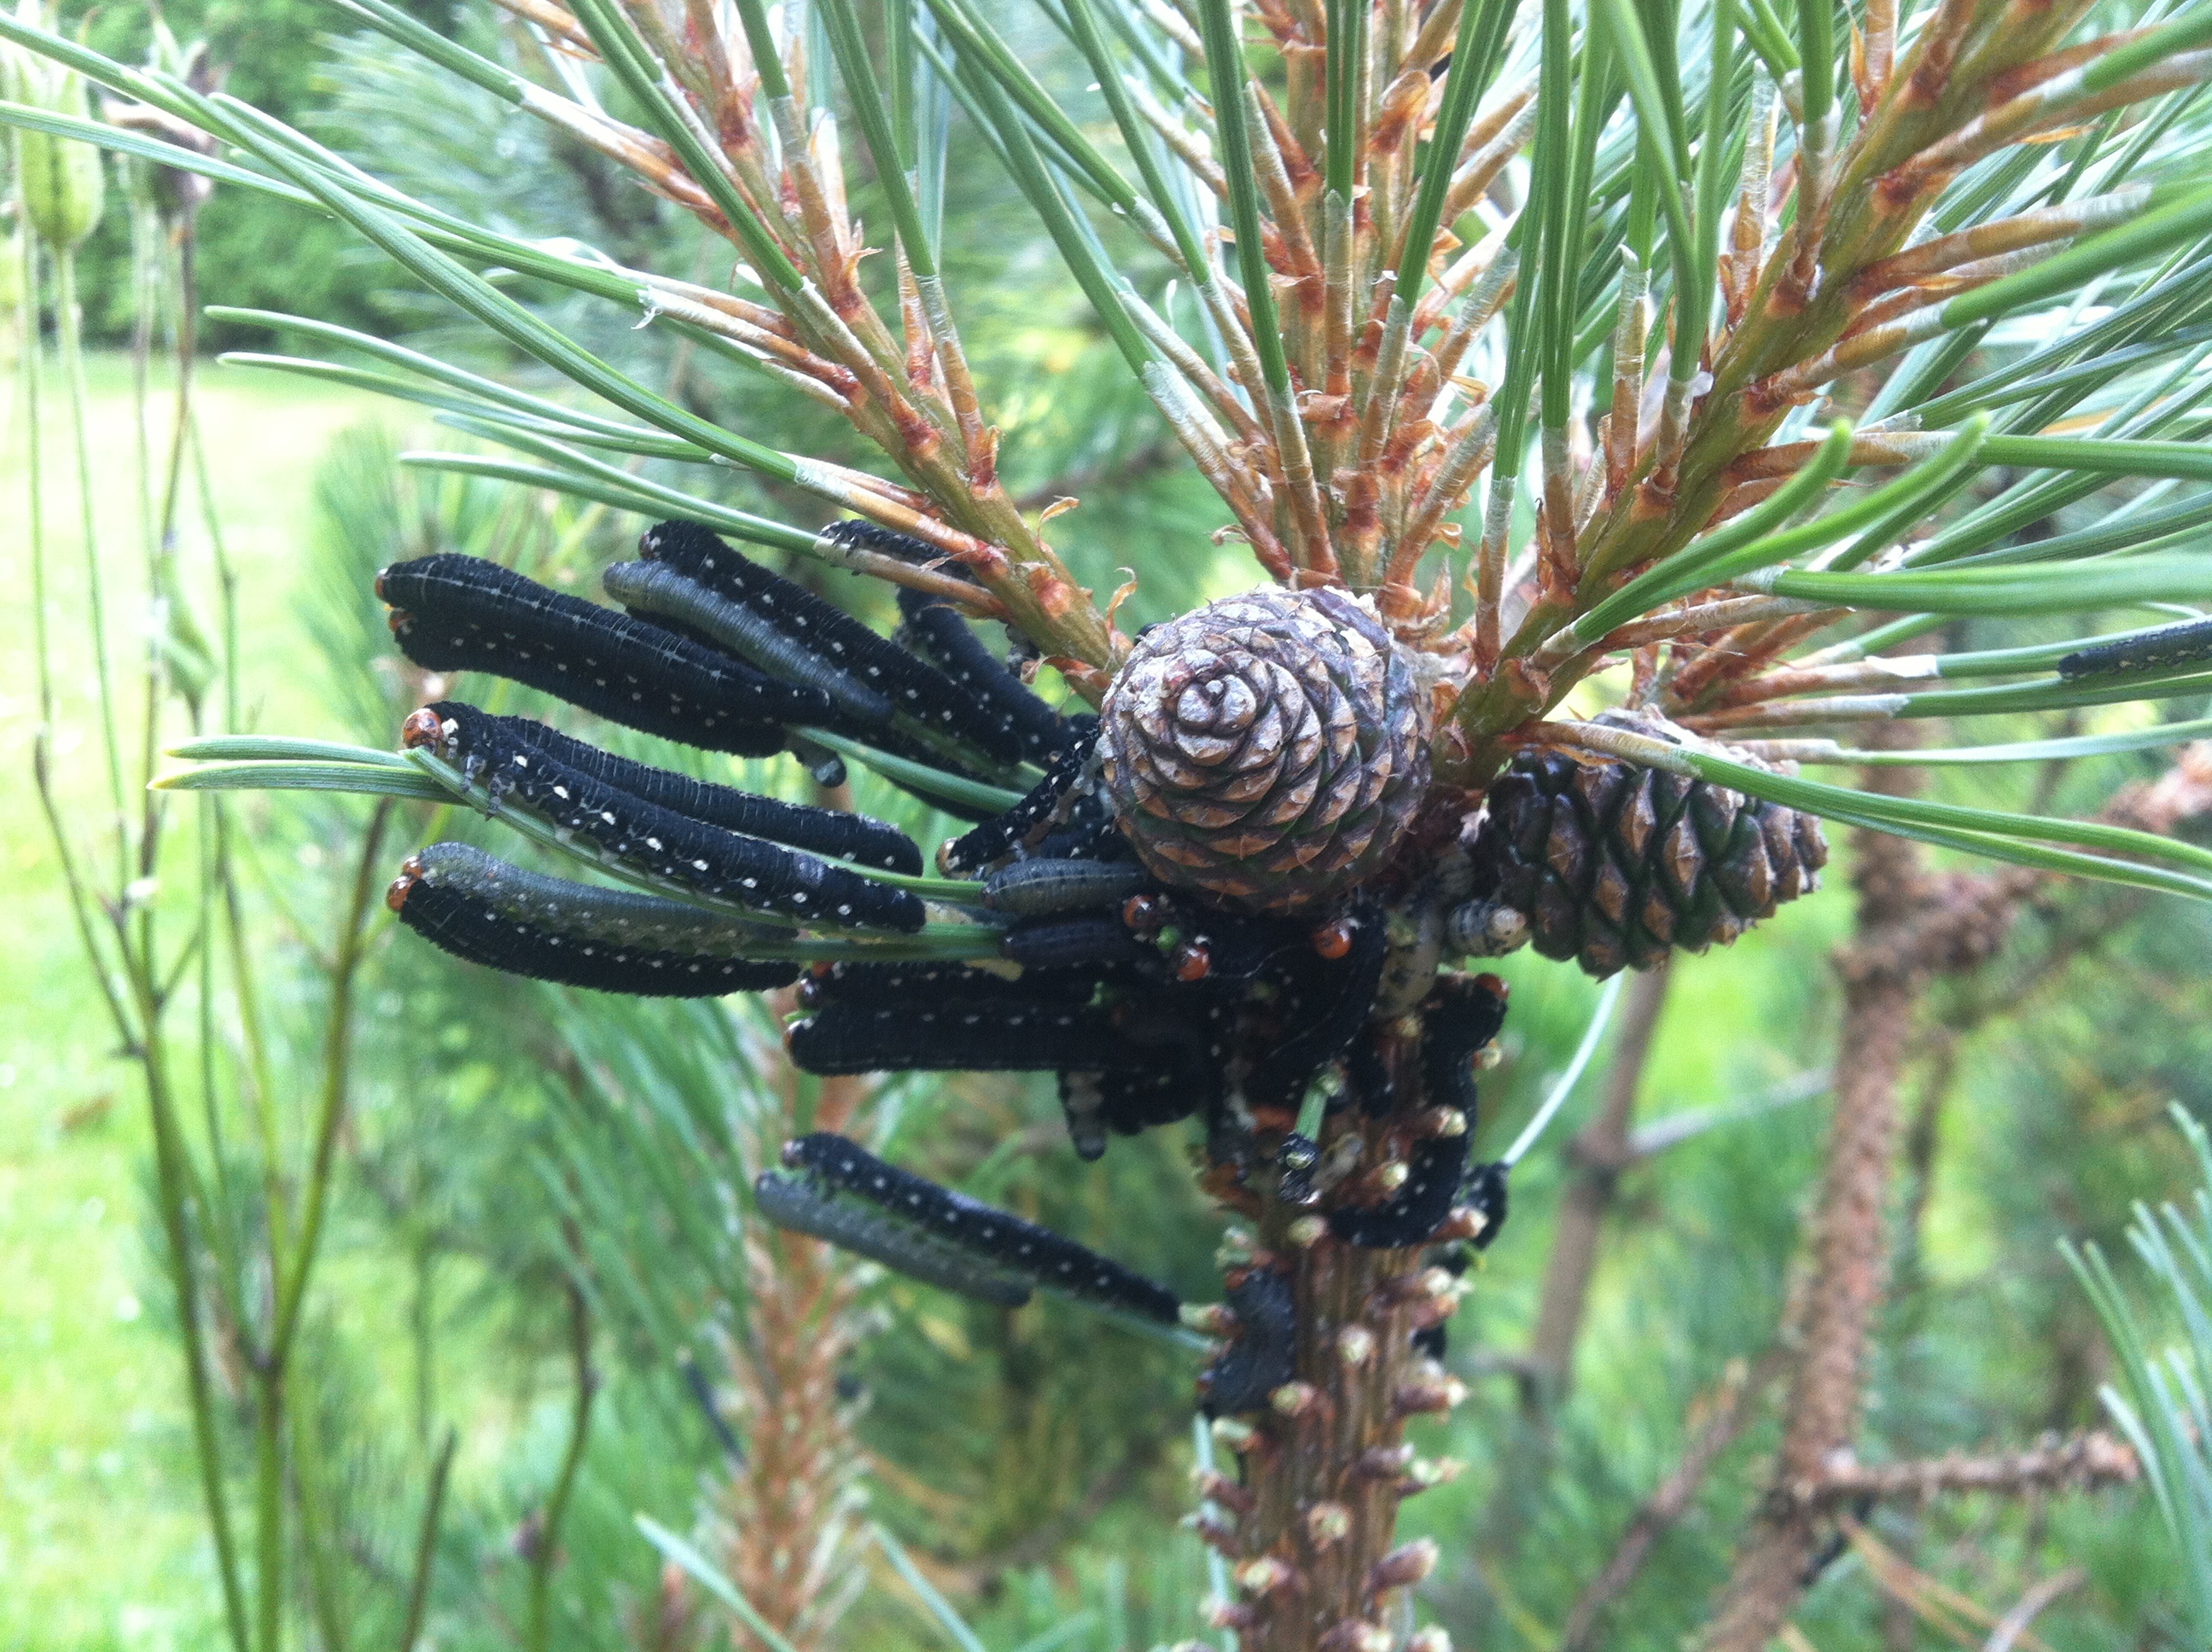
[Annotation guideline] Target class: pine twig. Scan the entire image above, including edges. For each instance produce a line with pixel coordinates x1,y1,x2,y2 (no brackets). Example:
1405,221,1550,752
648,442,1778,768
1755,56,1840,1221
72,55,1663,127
1782,1431,2140,1510
713,986,873,1652
1526,963,1674,1397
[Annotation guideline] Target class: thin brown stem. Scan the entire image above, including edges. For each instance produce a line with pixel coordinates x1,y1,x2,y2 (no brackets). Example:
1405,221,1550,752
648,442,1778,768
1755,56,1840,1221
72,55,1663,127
1525,963,1674,1394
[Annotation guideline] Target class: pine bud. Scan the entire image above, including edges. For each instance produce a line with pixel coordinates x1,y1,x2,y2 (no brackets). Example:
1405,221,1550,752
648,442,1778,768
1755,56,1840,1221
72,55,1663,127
1236,1556,1297,1597
1304,1500,1352,1545
1193,1470,1255,1514
1181,1302,1237,1336
1410,1106,1469,1138
1351,1443,1415,1481
1318,1620,1394,1652
1337,1324,1377,1367
1395,1457,1464,1496
1366,1539,1438,1593
1210,1416,1258,1454
1377,1266,1458,1306
1430,1205,1488,1242
1392,1371,1467,1416
1270,1381,1325,1419
1204,1599,1260,1632
1286,1213,1330,1248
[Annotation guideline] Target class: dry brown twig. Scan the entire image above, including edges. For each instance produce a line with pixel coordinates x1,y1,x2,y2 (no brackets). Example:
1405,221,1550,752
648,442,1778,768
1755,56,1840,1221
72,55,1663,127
1782,1430,2140,1511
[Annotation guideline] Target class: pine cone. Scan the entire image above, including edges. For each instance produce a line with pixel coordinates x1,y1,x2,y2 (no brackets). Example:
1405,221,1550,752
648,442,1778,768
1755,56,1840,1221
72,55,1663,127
1465,747,1829,977
1098,589,1429,915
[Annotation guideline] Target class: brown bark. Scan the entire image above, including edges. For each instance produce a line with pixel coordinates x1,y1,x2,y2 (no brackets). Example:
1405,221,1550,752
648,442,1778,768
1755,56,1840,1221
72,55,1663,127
713,1015,873,1651
1699,756,1939,1652
1527,963,1674,1397
1784,1430,2139,1510
1203,1027,1470,1652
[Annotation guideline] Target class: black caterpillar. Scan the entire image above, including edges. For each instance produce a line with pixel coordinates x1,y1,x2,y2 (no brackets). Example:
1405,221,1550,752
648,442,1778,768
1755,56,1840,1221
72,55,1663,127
898,584,1079,763
2058,614,2212,679
378,554,826,753
786,998,1157,1074
1243,903,1388,1116
389,846,798,997
1199,1266,1297,1416
940,728,1103,874
797,958,1097,1009
606,556,900,730
405,701,925,931
775,1134,1181,1321
754,1170,1034,1306
414,703,920,872
643,521,1027,763
1328,974,1509,1249
982,858,1148,916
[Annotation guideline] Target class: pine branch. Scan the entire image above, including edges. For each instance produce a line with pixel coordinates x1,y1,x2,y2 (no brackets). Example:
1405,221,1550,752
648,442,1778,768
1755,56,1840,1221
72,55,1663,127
1700,737,2212,1649
1780,1431,2140,1510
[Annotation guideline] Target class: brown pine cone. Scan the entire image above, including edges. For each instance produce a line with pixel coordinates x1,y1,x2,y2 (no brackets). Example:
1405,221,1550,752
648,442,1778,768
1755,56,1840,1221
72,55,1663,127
1464,747,1829,977
1098,588,1430,914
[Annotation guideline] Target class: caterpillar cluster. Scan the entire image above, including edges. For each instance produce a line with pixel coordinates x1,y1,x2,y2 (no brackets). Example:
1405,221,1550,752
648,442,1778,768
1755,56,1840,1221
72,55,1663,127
938,726,1110,875
898,585,1080,764
404,701,925,932
1328,974,1511,1250
432,705,919,872
378,522,1084,798
764,1134,1181,1322
370,524,1527,1258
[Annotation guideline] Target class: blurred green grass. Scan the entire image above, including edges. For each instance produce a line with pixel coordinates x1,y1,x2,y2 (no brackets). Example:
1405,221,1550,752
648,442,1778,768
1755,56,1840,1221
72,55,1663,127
0,354,384,1651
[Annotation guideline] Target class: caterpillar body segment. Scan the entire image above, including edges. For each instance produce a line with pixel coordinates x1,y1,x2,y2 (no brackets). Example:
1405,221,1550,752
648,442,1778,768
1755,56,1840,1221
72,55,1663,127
753,1171,1034,1307
896,584,1078,762
641,521,1025,764
417,703,921,873
1199,1266,1297,1416
604,557,899,730
785,998,1157,1074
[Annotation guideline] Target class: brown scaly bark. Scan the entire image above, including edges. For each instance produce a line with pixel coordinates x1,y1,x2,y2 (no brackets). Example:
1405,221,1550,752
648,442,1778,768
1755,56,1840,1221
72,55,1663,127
1697,743,2010,1652
708,1052,872,1650
1785,1429,2140,1510
1194,1027,1472,1652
